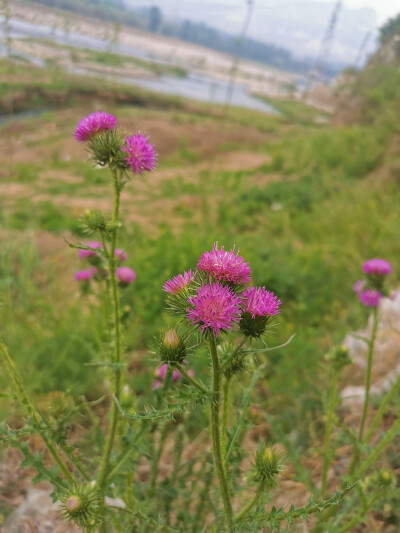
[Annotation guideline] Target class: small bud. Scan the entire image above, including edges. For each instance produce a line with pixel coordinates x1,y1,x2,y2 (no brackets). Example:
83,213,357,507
47,391,72,419
325,345,352,372
61,484,103,531
65,495,82,514
246,443,283,489
159,329,187,365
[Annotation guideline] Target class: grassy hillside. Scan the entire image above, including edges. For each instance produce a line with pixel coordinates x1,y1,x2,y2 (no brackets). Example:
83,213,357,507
0,59,399,532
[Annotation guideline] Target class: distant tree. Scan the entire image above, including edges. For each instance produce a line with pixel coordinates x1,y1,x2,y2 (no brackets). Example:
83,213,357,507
148,6,162,33
380,14,400,43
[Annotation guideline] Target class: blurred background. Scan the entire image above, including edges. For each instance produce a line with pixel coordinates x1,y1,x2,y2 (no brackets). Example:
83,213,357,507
0,0,400,529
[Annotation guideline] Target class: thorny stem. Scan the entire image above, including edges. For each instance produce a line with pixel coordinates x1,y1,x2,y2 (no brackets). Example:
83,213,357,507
97,165,123,490
208,335,233,530
222,374,231,457
321,370,339,498
358,307,378,440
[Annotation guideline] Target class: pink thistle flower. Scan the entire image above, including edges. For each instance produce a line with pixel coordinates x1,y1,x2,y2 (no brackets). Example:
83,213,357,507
157,364,181,382
353,280,365,295
187,282,242,336
74,268,97,282
197,243,251,285
78,241,103,259
122,133,157,175
153,363,194,389
115,248,127,261
116,267,136,284
242,286,281,318
362,259,392,276
163,269,195,295
359,289,382,307
75,111,117,143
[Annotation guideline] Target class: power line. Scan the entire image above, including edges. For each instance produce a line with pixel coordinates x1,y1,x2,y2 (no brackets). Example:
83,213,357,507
303,0,342,97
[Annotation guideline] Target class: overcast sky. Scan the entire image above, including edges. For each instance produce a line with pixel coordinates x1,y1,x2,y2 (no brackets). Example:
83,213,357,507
135,0,399,25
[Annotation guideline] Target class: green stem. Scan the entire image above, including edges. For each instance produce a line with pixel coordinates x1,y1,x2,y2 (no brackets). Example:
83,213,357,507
222,375,231,457
338,495,378,533
104,424,146,484
358,307,378,441
234,483,264,522
355,417,400,479
150,422,170,490
321,370,339,498
97,166,123,489
175,364,208,393
208,335,233,530
364,373,400,443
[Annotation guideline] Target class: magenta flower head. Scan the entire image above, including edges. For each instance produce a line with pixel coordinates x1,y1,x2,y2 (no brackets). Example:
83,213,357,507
74,267,97,282
116,267,136,285
163,269,195,295
359,289,382,308
240,286,281,337
79,241,103,259
362,259,391,276
75,112,117,143
122,133,157,175
187,282,242,337
242,287,281,318
197,243,251,285
115,248,127,261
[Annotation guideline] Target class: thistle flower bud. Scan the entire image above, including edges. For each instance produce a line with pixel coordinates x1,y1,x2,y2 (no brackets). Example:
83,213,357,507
60,484,103,531
80,210,114,235
374,469,396,489
159,329,187,365
325,345,352,372
87,128,127,170
47,391,72,419
240,287,281,338
246,444,283,489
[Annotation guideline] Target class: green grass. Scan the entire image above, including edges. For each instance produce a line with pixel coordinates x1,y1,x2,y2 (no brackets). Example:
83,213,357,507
1,61,400,458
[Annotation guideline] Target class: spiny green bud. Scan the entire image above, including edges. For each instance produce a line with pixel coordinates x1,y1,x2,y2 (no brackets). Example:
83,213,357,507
325,345,352,372
60,484,103,532
47,391,72,419
239,313,269,338
159,329,187,365
87,128,127,170
221,351,245,377
374,469,396,489
246,443,284,489
80,209,115,235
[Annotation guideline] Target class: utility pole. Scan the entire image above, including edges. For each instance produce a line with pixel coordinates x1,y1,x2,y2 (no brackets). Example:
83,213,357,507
354,31,372,67
303,0,342,99
224,0,256,117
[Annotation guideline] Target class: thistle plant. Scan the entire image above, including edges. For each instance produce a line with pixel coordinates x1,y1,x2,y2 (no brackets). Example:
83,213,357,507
1,114,398,532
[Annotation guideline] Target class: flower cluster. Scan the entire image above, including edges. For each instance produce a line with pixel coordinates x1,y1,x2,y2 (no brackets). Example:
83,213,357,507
354,258,392,307
163,243,281,338
75,242,136,289
74,111,157,176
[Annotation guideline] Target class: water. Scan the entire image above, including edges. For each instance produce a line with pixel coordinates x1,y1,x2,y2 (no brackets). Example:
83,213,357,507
2,17,278,114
